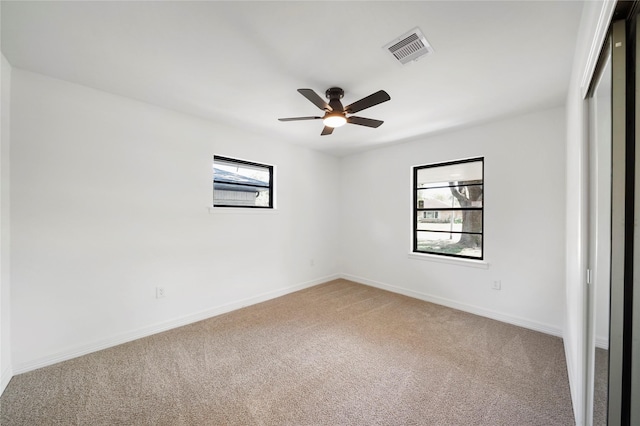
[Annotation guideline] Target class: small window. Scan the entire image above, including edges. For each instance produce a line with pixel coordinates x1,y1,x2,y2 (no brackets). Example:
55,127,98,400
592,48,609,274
213,156,274,208
413,158,483,259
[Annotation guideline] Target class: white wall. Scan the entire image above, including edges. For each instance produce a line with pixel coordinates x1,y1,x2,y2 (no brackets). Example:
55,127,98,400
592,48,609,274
564,2,616,424
339,107,567,335
9,69,341,372
2,9,610,419
1,53,12,394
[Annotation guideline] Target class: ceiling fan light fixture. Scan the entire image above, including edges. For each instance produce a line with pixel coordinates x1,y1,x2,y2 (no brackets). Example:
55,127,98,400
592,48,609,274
279,87,389,135
323,114,347,128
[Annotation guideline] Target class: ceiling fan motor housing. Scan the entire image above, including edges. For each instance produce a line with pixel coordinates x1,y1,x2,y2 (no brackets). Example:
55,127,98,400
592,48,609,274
325,87,344,100
326,88,345,112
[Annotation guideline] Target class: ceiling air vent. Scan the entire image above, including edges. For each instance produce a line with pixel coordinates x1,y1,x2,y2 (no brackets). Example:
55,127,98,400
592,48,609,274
384,27,433,65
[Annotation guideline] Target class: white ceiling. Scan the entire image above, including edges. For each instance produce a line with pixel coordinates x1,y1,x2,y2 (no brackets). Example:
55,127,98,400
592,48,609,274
1,1,584,157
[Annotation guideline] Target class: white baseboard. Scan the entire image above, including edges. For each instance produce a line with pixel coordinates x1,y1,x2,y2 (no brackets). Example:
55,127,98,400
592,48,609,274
11,272,569,375
1,364,12,396
13,274,340,375
340,273,563,338
595,335,609,350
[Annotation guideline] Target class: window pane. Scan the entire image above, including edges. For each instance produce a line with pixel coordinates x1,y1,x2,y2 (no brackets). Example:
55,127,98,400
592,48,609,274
416,210,482,234
416,161,482,188
213,156,273,208
417,185,483,209
413,157,483,260
416,231,482,258
417,210,482,232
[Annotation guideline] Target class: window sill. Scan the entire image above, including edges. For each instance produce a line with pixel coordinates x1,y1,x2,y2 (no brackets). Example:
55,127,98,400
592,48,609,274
408,252,489,269
207,206,279,215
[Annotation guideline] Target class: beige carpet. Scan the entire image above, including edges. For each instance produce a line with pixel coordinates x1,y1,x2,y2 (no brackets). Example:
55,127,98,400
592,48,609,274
1,279,575,425
593,348,608,425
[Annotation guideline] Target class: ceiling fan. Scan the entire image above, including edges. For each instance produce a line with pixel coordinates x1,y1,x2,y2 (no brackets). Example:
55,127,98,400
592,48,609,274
278,87,391,136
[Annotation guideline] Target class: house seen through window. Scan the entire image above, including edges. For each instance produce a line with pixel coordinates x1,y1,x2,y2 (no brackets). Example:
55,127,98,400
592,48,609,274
213,156,273,208
413,157,483,259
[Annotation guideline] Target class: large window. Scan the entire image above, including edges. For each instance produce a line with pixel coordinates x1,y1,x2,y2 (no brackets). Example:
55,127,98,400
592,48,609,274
413,158,483,259
213,156,274,208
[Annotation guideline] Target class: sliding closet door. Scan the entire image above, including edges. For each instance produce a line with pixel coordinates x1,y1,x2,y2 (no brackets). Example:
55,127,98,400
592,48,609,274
609,19,626,426
587,10,640,425
632,16,640,426
587,37,611,426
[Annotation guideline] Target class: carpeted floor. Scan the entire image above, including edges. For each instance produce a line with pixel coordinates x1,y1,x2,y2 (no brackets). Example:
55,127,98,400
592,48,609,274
0,279,575,425
593,348,608,425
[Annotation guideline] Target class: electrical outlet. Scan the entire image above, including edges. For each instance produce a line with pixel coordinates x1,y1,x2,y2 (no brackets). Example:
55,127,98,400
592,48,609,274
310,259,315,267
492,280,502,290
156,286,166,299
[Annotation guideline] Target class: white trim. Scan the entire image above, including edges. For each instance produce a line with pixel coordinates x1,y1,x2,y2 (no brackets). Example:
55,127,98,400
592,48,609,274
13,274,339,375
580,0,617,99
207,206,279,215
596,335,609,350
11,272,567,376
0,364,12,396
408,252,489,269
341,273,562,337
